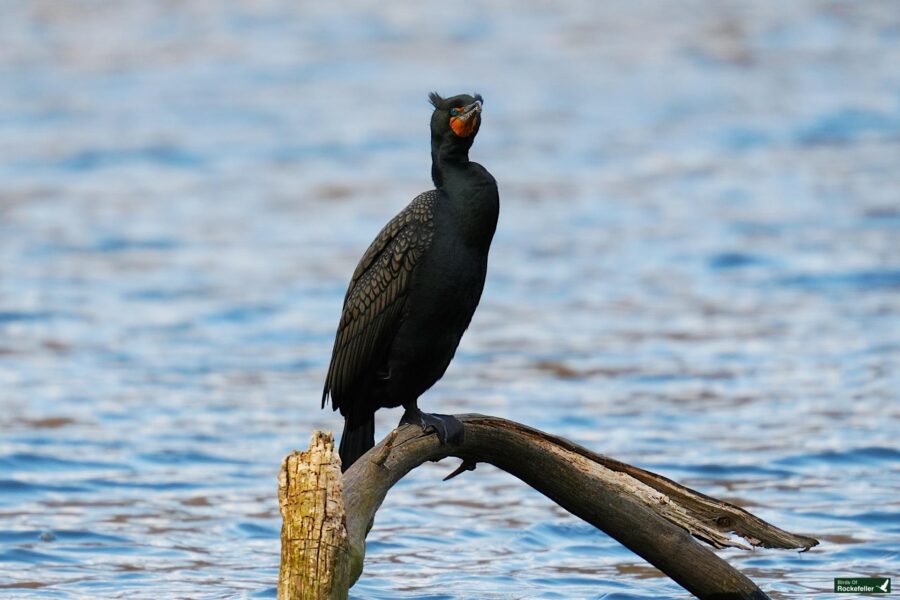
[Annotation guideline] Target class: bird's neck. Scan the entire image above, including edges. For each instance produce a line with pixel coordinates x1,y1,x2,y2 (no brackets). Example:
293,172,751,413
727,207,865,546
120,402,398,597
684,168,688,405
431,140,471,188
431,151,499,249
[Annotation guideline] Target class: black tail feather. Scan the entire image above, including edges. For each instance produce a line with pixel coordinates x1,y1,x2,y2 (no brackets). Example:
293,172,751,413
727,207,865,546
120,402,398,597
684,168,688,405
338,417,375,472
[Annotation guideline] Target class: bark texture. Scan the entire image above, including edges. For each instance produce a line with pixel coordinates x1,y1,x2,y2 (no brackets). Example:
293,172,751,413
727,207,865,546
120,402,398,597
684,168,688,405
277,431,350,600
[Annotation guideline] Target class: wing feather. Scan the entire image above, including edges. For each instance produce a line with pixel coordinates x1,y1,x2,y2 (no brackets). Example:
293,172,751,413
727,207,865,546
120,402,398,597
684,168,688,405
322,191,437,413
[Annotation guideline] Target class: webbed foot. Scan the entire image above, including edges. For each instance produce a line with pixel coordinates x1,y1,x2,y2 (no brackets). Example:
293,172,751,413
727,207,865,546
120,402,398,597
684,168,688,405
399,407,465,445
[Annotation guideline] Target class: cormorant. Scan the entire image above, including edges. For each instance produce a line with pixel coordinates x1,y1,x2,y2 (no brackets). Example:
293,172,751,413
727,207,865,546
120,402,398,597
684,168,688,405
322,92,499,471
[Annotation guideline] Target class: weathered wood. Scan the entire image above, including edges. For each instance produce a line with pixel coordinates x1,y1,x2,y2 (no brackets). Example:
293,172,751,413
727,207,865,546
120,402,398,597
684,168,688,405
277,431,350,600
280,415,818,600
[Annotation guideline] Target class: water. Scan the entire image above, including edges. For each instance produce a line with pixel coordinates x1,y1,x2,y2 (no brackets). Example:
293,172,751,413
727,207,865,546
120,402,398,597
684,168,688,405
1,1,898,598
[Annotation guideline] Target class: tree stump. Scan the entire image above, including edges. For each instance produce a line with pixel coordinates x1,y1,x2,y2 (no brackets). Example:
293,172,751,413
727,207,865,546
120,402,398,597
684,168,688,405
277,431,350,600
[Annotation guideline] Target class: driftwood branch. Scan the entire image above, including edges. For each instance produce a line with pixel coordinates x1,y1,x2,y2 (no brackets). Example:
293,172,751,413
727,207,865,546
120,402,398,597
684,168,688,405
279,414,818,600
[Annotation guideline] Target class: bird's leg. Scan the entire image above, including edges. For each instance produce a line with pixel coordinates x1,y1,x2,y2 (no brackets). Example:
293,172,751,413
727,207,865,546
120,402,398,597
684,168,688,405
399,403,465,445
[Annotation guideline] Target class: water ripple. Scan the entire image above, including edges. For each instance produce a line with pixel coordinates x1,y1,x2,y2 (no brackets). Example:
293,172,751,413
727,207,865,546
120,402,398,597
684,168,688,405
1,1,898,598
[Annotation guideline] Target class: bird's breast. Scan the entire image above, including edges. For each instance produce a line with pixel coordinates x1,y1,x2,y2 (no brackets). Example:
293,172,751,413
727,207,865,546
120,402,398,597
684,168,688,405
408,235,487,319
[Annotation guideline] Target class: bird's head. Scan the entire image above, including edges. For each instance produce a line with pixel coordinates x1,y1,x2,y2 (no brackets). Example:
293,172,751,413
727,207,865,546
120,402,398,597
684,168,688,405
429,92,483,148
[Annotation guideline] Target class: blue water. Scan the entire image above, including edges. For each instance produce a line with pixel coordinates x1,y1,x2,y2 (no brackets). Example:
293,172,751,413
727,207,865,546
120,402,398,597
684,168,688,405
1,2,899,598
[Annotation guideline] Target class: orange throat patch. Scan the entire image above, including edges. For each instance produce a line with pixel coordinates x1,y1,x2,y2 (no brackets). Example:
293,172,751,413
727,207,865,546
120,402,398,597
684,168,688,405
450,116,476,138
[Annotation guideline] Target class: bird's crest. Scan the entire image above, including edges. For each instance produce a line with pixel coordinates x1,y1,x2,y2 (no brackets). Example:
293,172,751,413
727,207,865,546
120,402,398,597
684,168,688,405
428,91,447,109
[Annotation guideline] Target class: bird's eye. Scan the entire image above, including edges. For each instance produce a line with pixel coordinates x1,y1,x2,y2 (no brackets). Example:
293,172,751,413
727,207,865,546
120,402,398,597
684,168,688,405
450,107,461,116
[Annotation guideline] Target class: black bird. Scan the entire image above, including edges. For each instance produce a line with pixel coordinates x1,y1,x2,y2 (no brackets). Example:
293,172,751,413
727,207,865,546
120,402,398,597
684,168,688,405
322,92,499,471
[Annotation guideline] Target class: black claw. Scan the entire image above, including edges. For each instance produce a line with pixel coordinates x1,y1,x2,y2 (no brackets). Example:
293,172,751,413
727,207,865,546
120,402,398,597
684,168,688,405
443,459,477,481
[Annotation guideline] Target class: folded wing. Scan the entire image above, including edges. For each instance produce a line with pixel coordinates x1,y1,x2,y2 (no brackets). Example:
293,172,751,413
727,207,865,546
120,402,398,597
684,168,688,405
322,191,437,416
